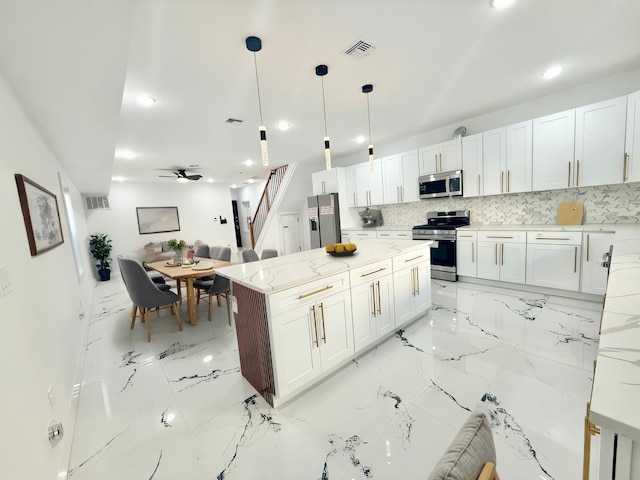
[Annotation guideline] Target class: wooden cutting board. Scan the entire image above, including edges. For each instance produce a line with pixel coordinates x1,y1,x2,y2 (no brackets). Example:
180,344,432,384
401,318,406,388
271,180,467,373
557,201,584,225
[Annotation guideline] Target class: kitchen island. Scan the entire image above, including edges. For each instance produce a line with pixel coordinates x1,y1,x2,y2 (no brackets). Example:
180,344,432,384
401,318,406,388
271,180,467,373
215,239,432,407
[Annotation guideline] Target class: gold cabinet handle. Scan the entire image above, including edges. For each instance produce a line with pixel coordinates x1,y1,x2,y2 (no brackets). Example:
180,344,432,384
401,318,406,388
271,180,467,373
471,242,475,263
376,281,382,314
477,174,481,195
435,154,438,172
574,246,578,273
500,171,504,193
501,243,504,266
439,153,443,172
400,186,404,202
486,235,515,239
534,236,572,241
568,162,571,187
458,234,474,238
298,285,334,299
319,302,326,343
495,243,498,265
361,267,387,277
322,180,326,194
311,305,319,347
371,282,376,317
415,266,420,295
507,169,511,192
576,160,580,187
624,153,629,182
586,234,590,262
405,255,424,262
410,266,415,296
353,192,356,206
397,186,400,203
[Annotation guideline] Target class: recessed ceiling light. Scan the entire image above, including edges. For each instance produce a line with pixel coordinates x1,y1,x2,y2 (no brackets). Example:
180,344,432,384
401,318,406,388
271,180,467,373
111,176,125,182
490,0,515,9
542,65,564,80
276,121,292,131
136,95,156,107
230,184,238,189
207,178,214,183
356,135,366,144
243,159,254,166
115,149,136,160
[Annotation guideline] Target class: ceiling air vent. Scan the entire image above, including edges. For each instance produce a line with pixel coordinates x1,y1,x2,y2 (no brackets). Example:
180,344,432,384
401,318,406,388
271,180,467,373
83,195,110,210
343,39,375,59
225,118,243,124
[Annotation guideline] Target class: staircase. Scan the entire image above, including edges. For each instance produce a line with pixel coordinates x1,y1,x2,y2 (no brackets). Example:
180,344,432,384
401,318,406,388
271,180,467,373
249,164,288,248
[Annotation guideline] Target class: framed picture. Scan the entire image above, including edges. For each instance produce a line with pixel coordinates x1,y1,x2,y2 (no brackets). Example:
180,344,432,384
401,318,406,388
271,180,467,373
136,206,180,234
15,174,65,256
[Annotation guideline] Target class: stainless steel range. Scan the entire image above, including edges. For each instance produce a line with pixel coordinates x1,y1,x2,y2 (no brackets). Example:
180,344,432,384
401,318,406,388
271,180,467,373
412,210,470,281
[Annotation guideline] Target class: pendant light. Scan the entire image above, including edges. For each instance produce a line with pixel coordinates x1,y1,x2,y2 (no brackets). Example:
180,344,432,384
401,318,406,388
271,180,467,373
315,64,331,170
362,84,374,171
246,36,269,166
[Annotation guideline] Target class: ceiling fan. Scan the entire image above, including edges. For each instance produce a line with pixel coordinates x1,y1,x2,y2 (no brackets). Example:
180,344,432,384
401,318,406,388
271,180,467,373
158,169,202,181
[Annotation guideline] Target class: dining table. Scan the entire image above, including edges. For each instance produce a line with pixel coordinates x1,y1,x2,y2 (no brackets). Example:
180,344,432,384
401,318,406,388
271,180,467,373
146,258,233,325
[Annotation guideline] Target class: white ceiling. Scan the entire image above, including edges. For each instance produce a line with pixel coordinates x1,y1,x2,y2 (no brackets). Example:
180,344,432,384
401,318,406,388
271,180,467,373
1,0,640,194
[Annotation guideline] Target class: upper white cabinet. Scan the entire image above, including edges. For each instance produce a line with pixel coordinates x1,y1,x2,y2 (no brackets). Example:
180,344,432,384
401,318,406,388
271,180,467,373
581,232,614,295
505,120,533,193
532,109,576,191
574,96,627,188
382,150,419,204
355,160,383,206
625,90,640,183
462,133,483,197
418,138,462,175
344,165,358,208
482,127,506,196
312,168,341,195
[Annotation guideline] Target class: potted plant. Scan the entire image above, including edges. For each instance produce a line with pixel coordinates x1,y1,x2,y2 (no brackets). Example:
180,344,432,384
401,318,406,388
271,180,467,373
89,234,113,281
167,238,186,264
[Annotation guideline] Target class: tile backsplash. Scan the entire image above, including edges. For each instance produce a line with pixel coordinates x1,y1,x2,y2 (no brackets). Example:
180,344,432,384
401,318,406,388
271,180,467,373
379,182,640,226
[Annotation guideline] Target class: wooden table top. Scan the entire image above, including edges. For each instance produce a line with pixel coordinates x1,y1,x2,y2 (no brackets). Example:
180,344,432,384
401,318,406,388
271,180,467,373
146,258,234,279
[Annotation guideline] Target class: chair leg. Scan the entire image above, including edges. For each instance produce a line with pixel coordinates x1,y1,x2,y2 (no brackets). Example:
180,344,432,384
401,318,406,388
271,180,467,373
217,294,221,307
224,292,232,326
130,304,137,329
208,292,213,321
176,279,182,301
196,288,201,305
145,308,152,342
172,303,183,331
478,462,497,480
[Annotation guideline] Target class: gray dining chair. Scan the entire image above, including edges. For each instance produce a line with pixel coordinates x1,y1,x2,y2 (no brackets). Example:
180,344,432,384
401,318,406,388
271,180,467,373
193,274,232,325
241,248,259,263
195,243,210,258
261,248,278,260
119,257,183,341
118,256,171,324
196,247,232,304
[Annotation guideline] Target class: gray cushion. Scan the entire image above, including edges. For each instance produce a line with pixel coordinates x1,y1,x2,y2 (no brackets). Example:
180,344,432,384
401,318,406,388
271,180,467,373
427,412,496,480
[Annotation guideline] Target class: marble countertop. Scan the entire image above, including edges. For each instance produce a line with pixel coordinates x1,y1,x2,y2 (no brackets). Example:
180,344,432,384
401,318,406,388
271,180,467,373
215,239,429,294
458,223,621,232
589,228,640,441
341,225,413,232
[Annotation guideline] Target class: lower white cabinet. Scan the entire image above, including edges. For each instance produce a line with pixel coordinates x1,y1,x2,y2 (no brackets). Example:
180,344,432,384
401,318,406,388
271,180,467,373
270,281,354,399
393,251,431,325
350,260,395,352
526,232,582,291
376,230,412,240
581,232,614,295
350,230,377,240
456,231,477,277
477,231,526,284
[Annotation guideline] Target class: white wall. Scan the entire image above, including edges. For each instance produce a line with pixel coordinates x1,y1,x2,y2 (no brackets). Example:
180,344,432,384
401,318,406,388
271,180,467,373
0,72,95,479
86,181,238,270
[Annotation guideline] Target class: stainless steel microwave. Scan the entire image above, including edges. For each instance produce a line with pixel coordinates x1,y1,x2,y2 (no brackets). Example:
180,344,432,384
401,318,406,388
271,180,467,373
419,170,463,199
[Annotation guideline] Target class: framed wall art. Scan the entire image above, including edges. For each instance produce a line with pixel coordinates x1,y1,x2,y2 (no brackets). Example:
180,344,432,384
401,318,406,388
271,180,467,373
136,206,181,234
15,174,65,256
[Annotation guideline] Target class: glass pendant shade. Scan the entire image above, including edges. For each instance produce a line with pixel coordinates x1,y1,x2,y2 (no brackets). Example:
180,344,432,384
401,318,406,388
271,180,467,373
368,145,374,172
324,136,331,170
259,125,268,166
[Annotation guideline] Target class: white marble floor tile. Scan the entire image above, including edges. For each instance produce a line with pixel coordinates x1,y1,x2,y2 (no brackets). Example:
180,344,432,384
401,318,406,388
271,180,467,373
68,279,601,480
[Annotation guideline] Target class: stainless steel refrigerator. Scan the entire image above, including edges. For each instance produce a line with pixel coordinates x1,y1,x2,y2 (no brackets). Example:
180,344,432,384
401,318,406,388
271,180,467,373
308,193,341,248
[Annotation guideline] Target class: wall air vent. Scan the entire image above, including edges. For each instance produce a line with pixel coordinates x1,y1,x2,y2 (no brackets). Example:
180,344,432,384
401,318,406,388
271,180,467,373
343,39,375,59
83,195,110,210
225,118,243,124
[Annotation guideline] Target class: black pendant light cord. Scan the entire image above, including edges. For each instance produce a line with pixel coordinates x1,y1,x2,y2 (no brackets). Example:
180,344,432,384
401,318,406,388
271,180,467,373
252,53,264,125
321,76,328,136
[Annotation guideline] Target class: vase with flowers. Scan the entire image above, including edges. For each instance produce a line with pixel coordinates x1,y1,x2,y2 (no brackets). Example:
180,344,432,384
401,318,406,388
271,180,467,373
167,238,186,265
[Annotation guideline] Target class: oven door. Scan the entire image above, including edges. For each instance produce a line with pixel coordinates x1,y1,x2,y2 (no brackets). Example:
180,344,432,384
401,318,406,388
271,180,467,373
427,236,456,268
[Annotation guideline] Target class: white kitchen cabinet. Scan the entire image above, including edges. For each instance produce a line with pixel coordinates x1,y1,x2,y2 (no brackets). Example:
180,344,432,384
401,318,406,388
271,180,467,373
341,231,351,243
382,150,419,204
312,167,341,195
376,230,412,240
574,96,627,187
270,284,353,399
526,231,582,291
350,260,395,352
393,250,431,325
532,109,576,191
482,127,506,196
581,231,614,295
344,165,358,208
462,133,483,197
625,90,640,183
355,160,383,206
476,231,526,284
349,230,377,240
505,120,532,193
456,231,477,278
418,138,462,175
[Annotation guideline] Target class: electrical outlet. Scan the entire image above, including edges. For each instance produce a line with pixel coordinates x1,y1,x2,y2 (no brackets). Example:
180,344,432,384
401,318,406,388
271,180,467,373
0,265,13,298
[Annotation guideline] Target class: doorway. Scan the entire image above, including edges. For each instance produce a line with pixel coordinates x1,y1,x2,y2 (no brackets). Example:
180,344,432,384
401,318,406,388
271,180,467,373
231,200,242,248
280,213,301,255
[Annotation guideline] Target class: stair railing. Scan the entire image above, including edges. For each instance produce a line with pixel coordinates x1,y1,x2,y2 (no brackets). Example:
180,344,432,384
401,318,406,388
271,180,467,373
249,164,288,248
